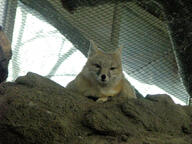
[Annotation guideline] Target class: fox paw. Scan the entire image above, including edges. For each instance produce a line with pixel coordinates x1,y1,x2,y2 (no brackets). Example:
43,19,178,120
96,97,108,103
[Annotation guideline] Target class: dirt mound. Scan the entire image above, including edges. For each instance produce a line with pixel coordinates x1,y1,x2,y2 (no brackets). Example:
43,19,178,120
0,72,191,144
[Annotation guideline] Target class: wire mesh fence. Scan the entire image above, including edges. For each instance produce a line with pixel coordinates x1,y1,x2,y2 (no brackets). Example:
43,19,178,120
0,0,191,105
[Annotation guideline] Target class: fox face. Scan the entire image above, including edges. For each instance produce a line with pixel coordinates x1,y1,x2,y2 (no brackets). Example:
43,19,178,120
82,41,123,86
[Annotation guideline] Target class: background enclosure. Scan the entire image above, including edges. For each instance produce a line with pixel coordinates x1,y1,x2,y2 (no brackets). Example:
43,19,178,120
0,0,191,105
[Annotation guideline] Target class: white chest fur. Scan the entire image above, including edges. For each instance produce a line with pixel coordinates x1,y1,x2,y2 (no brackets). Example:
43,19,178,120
100,87,118,96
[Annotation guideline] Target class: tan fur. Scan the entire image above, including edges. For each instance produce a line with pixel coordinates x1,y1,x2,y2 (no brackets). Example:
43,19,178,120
67,40,136,102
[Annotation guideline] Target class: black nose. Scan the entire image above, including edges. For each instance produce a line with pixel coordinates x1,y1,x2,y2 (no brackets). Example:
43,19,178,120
101,74,106,81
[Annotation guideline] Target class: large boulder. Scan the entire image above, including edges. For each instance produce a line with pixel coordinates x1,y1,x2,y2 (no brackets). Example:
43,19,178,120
0,72,191,144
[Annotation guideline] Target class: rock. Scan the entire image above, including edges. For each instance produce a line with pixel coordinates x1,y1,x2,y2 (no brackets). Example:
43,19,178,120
84,107,139,136
0,72,191,144
121,98,191,134
145,94,175,104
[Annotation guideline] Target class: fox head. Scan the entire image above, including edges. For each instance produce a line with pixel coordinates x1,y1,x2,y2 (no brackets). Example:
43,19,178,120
82,40,123,86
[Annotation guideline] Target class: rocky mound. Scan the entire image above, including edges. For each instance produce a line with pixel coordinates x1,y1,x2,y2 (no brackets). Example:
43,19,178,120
0,72,191,144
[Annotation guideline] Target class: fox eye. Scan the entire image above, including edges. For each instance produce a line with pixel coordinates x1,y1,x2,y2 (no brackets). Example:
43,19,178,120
93,64,101,68
110,67,116,70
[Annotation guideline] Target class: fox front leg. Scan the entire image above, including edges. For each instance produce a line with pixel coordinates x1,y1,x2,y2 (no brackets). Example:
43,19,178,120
96,96,108,103
84,90,109,102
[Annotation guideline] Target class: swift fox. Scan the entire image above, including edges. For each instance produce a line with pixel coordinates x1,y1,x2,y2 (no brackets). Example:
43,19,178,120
66,40,136,102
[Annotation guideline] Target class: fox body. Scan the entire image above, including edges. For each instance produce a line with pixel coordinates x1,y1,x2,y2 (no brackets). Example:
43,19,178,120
67,40,136,102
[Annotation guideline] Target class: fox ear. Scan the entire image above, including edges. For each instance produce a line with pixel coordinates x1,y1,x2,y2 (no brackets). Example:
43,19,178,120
88,40,100,57
114,45,123,56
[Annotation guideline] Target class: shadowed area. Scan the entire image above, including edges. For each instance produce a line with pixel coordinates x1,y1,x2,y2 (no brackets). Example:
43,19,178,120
0,26,12,83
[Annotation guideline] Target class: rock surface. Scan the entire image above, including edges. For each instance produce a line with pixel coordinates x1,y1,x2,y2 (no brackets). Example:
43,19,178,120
0,72,192,144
